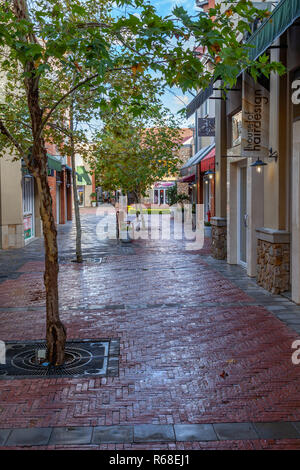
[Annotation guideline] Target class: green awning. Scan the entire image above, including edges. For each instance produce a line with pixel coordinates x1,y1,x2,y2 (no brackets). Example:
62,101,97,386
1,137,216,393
76,166,92,185
247,0,300,61
47,154,62,171
186,0,300,118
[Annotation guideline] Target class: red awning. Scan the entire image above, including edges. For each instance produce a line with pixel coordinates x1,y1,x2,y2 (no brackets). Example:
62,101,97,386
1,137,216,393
178,174,195,183
201,147,215,173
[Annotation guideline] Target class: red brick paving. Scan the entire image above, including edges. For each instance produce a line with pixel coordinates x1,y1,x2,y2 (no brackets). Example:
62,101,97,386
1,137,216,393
0,215,300,449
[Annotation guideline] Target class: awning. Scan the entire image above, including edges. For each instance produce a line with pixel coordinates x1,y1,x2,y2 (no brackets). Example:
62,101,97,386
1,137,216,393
64,165,72,172
186,0,300,119
186,80,214,118
201,147,215,173
247,0,300,62
179,174,195,183
47,154,62,171
76,166,92,185
181,144,215,171
154,182,175,188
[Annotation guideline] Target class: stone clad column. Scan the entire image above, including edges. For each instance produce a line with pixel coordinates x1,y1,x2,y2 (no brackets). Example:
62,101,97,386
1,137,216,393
256,42,290,295
211,81,227,260
291,120,300,303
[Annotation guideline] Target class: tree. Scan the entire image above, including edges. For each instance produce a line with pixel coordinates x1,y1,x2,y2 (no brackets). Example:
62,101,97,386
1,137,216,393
43,80,102,264
89,71,183,203
0,0,285,365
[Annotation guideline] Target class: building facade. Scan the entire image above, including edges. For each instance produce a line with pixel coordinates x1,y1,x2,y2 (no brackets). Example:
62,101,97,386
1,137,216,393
187,0,300,303
144,128,194,205
0,145,73,250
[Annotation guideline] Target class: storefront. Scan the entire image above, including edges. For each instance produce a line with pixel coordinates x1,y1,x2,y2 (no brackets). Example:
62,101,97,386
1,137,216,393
76,165,92,207
180,143,215,209
153,182,175,205
77,186,85,207
201,145,215,222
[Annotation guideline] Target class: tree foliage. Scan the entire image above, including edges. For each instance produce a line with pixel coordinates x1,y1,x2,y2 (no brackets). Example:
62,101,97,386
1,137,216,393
89,71,183,199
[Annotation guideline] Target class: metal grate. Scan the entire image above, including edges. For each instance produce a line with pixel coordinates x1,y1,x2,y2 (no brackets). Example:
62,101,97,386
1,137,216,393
59,256,108,264
0,339,119,380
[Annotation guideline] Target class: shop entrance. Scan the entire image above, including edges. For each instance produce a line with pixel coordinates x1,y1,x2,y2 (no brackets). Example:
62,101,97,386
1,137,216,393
237,165,247,267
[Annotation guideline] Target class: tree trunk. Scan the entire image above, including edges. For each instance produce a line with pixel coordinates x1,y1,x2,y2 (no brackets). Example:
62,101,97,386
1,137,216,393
116,210,120,239
70,137,83,263
32,143,66,366
69,96,83,262
13,0,66,365
136,191,146,230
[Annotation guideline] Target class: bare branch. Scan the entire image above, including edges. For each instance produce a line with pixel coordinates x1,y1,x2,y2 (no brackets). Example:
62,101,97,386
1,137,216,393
76,22,110,29
40,64,136,133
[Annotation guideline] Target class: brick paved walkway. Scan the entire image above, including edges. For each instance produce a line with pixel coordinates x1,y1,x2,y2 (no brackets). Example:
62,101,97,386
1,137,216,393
1,207,300,449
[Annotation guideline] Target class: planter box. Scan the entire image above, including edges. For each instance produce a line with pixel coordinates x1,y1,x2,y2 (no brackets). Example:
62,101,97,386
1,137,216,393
204,226,212,238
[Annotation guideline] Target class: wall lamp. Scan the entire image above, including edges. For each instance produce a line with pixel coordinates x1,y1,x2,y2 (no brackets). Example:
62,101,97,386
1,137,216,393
204,169,215,179
250,158,267,173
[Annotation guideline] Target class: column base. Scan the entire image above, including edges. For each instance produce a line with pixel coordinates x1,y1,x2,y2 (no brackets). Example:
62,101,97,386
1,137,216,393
211,217,227,260
256,228,290,295
0,224,25,250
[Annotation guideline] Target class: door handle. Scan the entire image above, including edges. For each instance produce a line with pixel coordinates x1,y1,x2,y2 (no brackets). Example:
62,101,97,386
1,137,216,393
244,214,248,228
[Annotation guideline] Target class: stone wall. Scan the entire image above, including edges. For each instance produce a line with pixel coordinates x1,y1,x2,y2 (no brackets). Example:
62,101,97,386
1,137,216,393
211,217,227,260
257,239,290,294
177,182,189,196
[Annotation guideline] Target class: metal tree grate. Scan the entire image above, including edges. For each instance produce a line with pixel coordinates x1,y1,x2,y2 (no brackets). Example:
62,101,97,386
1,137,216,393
59,256,108,264
0,339,119,380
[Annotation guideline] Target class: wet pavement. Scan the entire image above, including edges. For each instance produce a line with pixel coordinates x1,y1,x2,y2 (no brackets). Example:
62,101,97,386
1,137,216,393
1,207,300,449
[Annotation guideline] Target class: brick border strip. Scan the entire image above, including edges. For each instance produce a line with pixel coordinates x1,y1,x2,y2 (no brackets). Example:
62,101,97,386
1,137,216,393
1,422,300,447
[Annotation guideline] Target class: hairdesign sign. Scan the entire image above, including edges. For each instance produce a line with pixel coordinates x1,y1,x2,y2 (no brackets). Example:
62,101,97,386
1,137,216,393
242,73,269,159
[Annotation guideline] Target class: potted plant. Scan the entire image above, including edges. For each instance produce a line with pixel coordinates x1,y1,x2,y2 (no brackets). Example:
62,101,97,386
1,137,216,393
90,192,97,207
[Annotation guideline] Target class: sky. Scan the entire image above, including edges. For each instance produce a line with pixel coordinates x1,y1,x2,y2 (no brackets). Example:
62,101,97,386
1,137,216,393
148,1,199,127
111,0,199,128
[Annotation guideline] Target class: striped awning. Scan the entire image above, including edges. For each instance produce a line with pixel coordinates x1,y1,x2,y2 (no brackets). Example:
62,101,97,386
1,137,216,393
201,147,215,173
246,0,300,62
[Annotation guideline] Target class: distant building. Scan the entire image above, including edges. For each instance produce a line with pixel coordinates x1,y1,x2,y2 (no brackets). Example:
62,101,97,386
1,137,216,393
0,143,72,250
75,153,96,207
143,128,194,206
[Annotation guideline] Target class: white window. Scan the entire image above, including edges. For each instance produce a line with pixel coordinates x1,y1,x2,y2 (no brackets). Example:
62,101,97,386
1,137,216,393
22,176,34,215
22,176,35,241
